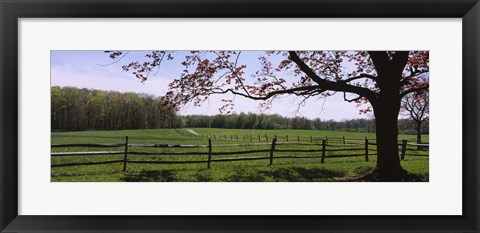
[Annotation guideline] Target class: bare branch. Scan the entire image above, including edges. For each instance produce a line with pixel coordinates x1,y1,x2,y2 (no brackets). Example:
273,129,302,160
153,52,167,75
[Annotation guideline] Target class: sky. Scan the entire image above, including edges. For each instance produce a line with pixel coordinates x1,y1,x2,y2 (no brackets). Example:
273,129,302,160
50,51,374,120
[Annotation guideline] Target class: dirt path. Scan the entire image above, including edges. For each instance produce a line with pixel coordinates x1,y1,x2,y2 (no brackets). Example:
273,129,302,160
187,129,200,135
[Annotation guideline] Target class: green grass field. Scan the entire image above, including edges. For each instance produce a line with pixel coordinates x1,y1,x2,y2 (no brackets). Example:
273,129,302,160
51,128,429,182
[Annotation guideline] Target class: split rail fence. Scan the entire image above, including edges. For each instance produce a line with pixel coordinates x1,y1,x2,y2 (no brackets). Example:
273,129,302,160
51,136,429,172
174,128,419,145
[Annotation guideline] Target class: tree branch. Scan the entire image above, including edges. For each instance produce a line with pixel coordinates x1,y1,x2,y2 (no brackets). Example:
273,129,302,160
153,52,167,75
400,70,430,86
288,51,377,102
342,73,378,83
343,92,363,103
213,51,251,95
367,51,390,75
211,85,324,101
400,84,429,99
391,51,409,71
98,51,130,67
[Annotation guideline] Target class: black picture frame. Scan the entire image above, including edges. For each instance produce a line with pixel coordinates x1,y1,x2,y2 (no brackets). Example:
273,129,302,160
1,0,478,232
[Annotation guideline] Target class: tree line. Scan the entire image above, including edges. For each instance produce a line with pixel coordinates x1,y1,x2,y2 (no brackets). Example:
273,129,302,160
51,86,428,135
51,86,182,131
183,114,428,134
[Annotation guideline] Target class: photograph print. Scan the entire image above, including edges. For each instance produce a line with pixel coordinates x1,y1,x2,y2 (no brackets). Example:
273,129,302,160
51,50,429,182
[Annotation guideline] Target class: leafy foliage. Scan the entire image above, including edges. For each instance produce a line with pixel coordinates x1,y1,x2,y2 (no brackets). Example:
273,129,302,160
51,86,183,131
104,50,430,180
105,50,429,115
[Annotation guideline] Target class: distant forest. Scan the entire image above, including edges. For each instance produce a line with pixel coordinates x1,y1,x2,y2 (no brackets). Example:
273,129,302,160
51,86,428,134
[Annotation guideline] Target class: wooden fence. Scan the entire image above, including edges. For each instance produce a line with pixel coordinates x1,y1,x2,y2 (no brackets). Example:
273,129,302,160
174,128,418,144
51,136,428,172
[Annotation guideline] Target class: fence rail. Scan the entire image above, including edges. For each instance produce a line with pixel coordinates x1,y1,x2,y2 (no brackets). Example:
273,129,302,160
51,151,124,156
174,128,421,144
51,135,429,171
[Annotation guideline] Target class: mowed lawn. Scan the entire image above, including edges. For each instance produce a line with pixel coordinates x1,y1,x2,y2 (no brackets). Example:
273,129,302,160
51,128,429,182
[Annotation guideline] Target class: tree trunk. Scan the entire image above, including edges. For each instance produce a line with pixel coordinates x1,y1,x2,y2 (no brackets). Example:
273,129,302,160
373,102,405,181
366,51,417,181
416,124,422,143
416,121,422,150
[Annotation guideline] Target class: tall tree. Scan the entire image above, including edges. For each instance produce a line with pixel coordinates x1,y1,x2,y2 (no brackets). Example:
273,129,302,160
51,86,183,131
107,50,429,181
402,91,429,145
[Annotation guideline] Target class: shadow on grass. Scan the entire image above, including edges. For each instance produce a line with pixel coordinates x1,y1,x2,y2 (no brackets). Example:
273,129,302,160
122,170,178,182
223,168,267,182
193,172,213,182
223,167,346,182
121,167,363,182
353,165,374,174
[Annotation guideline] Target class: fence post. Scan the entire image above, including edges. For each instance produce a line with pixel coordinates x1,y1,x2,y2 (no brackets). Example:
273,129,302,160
310,136,313,143
343,136,346,145
401,140,407,160
231,135,233,141
321,139,326,163
364,138,369,162
250,135,253,141
214,135,216,140
243,135,245,141
236,135,239,141
258,135,261,141
269,138,277,165
297,136,300,143
325,136,328,144
122,136,129,173
265,134,268,141
207,138,212,169
286,135,289,142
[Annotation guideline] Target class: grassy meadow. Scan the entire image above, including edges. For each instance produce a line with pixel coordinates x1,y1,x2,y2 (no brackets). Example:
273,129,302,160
51,128,429,182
